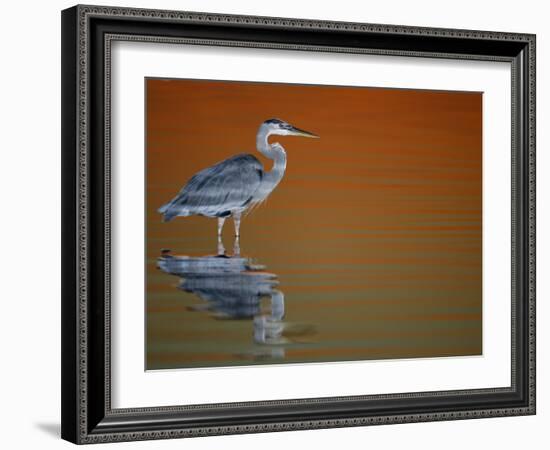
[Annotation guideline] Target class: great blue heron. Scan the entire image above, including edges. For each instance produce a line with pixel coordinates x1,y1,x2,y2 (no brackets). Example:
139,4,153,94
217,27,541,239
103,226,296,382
158,119,319,239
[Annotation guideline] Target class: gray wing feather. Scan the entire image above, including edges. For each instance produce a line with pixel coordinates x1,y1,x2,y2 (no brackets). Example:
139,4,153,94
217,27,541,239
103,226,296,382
159,154,263,221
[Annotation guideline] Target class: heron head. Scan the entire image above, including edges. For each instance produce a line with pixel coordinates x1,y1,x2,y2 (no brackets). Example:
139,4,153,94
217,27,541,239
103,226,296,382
263,118,319,138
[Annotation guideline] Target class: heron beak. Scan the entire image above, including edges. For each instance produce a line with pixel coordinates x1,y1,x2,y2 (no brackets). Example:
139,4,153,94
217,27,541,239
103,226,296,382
289,126,320,138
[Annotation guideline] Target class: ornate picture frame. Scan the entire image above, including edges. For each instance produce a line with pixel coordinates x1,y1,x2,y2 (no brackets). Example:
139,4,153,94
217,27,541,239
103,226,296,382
61,4,536,444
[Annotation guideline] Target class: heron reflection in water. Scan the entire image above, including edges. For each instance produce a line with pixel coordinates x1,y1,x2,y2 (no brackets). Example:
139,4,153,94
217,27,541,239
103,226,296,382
158,119,319,248
157,243,315,358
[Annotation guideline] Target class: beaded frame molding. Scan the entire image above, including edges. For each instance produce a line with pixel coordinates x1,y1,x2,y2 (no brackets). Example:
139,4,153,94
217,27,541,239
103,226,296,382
61,4,536,444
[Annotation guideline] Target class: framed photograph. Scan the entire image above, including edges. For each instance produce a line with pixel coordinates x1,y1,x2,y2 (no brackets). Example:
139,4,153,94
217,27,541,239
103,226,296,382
61,4,536,444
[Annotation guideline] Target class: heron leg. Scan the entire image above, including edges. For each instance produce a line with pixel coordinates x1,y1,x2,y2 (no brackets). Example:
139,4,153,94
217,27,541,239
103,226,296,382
233,212,242,237
217,239,226,256
217,217,226,256
217,217,226,237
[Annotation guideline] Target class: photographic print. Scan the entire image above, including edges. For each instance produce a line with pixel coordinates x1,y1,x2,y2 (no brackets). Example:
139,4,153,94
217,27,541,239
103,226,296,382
146,78,482,370
61,8,536,441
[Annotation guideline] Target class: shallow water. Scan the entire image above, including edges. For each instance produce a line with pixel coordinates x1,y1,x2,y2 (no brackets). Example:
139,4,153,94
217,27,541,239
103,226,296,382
146,198,482,370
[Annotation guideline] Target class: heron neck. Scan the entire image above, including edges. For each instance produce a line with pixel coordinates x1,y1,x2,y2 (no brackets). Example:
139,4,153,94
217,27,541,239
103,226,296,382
266,146,287,177
256,130,287,170
256,128,272,158
259,146,286,201
255,129,287,199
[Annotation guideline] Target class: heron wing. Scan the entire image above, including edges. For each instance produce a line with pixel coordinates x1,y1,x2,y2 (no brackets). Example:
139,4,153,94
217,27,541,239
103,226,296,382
159,154,263,220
